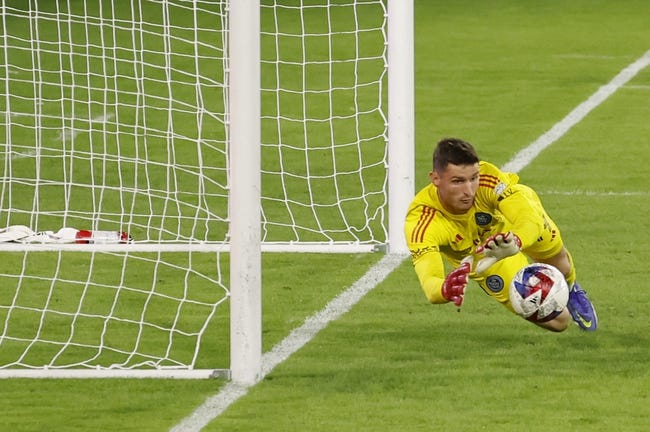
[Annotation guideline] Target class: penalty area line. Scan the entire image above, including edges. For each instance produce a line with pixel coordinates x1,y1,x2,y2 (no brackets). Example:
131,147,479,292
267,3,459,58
501,49,650,174
540,190,650,197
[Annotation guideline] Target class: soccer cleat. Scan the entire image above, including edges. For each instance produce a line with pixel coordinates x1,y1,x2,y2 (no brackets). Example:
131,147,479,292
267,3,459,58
566,282,598,331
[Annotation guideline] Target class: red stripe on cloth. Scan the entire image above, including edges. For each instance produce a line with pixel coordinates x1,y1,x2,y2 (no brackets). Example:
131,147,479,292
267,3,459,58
411,206,436,243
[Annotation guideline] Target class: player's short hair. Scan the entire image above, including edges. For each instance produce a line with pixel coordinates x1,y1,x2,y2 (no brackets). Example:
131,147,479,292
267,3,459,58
433,138,479,172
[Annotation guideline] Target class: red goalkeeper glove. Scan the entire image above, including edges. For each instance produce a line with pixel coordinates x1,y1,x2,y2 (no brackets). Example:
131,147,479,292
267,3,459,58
441,260,471,307
475,232,522,274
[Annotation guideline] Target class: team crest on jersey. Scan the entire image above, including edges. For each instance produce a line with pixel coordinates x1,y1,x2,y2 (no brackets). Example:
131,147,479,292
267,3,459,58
474,212,492,226
485,275,504,292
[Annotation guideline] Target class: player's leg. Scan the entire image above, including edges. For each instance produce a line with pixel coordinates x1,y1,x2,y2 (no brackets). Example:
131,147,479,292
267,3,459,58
539,248,598,331
536,309,571,332
521,187,598,331
472,254,571,332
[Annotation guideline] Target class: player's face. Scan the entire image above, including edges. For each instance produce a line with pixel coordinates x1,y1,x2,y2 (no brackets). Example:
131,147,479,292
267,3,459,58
430,163,480,214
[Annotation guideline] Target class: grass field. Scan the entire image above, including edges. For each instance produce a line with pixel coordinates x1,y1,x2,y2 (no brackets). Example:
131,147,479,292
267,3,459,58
2,0,650,431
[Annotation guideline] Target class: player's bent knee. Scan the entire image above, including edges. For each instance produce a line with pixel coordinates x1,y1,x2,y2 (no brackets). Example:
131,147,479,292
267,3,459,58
537,247,572,276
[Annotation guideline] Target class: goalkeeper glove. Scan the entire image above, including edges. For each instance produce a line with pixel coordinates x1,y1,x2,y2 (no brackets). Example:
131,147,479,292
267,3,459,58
441,260,471,307
475,232,521,274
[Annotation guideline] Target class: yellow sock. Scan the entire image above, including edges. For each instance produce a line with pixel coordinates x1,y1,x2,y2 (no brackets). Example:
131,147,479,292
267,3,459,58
564,249,577,287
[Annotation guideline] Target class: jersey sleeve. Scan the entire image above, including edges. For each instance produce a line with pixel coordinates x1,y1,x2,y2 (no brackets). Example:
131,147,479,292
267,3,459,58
412,250,448,303
496,186,546,249
478,162,545,249
404,201,450,304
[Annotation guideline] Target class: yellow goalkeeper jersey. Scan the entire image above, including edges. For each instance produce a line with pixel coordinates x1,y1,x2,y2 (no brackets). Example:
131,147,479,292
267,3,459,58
404,161,560,304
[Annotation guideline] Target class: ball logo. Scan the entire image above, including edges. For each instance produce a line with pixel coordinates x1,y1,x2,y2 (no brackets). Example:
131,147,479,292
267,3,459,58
514,269,554,298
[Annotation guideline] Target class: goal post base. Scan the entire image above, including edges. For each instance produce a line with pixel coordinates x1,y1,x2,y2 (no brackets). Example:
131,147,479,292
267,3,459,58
0,369,231,380
0,243,386,253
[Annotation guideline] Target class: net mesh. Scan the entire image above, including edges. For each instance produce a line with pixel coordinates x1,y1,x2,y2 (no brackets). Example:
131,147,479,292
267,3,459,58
0,0,387,373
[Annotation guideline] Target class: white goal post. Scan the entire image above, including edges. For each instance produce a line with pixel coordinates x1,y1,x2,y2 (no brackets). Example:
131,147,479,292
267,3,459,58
0,0,413,381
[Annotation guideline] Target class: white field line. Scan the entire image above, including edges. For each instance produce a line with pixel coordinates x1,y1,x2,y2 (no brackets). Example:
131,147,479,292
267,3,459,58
501,49,650,173
624,84,650,90
169,253,407,432
170,50,650,432
554,53,620,60
540,190,650,196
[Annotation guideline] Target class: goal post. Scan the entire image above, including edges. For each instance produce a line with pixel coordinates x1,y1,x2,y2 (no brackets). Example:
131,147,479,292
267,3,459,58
228,0,262,386
387,0,415,255
0,0,414,381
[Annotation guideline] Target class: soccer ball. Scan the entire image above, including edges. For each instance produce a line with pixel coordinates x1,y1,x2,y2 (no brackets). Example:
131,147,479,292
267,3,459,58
509,263,569,322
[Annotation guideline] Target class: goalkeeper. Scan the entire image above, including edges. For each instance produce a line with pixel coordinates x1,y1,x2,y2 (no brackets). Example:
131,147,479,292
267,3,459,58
404,137,597,332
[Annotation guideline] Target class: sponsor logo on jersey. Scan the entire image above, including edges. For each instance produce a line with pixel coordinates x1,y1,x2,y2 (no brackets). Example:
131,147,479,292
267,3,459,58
409,244,439,260
474,212,492,226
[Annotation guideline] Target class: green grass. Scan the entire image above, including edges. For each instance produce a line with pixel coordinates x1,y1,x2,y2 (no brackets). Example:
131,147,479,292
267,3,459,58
0,0,650,431
213,263,649,431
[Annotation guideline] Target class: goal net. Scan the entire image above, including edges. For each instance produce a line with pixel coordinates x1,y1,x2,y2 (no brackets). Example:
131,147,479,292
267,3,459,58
0,0,405,378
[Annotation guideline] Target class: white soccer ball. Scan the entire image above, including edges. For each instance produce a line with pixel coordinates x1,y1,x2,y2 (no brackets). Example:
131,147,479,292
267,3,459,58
509,263,569,323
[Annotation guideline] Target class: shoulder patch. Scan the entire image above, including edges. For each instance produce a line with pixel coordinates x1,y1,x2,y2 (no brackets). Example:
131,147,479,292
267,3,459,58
494,182,507,196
